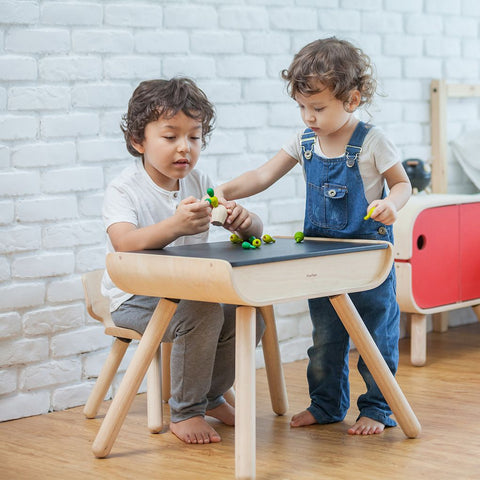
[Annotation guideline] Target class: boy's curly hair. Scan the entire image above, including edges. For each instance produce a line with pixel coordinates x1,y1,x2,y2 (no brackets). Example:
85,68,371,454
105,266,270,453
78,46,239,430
121,77,215,157
281,37,377,109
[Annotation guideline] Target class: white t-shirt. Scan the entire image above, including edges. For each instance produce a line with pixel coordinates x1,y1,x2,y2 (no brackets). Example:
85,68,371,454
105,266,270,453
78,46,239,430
282,125,400,204
101,159,212,311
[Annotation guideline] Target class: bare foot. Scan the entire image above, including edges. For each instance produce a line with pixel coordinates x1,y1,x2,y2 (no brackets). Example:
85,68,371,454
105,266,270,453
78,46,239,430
290,409,318,427
170,416,221,444
206,401,235,426
347,416,385,435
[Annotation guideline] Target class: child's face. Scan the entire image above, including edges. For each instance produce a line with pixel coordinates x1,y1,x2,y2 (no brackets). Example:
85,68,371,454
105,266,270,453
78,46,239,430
132,111,203,190
295,86,357,138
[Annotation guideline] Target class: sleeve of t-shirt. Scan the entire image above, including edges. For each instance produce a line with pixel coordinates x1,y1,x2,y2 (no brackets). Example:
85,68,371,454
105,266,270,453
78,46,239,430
102,182,138,231
281,131,303,164
370,127,401,174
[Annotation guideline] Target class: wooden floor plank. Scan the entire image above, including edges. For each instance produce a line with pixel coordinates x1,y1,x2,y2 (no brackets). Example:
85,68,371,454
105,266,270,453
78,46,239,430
1,322,479,480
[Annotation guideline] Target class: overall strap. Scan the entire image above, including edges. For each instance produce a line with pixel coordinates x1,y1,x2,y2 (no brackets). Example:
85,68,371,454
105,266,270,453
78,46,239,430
345,121,373,166
301,128,316,160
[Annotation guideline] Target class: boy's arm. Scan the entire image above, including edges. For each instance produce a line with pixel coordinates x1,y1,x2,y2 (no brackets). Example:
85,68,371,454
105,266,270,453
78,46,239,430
216,149,298,200
108,196,212,252
369,163,412,225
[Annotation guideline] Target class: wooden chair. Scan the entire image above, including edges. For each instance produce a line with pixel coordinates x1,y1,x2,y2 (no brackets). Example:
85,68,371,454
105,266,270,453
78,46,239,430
82,269,286,432
82,269,171,433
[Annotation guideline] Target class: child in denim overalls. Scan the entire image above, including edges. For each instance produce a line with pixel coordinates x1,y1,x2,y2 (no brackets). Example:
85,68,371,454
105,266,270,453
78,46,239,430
217,37,411,435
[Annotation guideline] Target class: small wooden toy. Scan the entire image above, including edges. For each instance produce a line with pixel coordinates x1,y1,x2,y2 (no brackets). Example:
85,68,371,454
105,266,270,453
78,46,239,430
230,233,242,244
242,241,256,249
294,231,304,243
206,188,228,226
252,238,261,248
363,207,376,220
262,234,276,244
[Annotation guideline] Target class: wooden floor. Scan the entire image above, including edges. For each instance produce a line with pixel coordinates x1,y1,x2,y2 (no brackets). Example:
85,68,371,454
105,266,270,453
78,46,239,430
2,322,479,480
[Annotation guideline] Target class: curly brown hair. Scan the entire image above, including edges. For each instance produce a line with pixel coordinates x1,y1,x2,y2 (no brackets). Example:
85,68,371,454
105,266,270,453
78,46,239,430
121,77,215,157
281,37,377,110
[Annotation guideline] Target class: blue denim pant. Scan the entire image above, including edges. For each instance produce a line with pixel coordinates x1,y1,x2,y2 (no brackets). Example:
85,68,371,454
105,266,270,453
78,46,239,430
301,121,399,427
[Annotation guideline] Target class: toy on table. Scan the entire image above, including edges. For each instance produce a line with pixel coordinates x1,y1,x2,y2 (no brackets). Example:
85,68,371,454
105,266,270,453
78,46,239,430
230,233,242,244
363,207,376,220
206,187,228,226
294,231,304,243
262,234,276,244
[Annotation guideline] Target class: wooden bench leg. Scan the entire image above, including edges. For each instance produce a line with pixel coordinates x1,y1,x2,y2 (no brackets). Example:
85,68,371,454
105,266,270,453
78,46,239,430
92,298,178,458
258,305,288,415
329,293,421,439
83,338,129,419
410,313,427,367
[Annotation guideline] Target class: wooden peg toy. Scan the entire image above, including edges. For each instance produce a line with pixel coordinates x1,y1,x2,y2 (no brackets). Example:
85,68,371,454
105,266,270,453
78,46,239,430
207,187,228,226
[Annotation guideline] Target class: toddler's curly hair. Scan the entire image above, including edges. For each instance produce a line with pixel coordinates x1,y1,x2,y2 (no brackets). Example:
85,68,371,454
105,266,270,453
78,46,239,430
121,77,215,157
281,37,377,109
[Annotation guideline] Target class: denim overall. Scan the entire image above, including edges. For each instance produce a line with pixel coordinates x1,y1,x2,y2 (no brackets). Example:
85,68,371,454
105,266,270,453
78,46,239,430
301,121,399,427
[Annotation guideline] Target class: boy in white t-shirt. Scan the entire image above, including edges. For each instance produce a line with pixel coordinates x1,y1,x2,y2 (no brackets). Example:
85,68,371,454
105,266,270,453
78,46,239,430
102,78,263,445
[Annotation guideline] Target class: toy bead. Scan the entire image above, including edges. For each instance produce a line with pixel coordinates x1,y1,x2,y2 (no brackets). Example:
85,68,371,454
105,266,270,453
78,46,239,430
294,231,305,243
252,238,261,247
210,196,219,208
248,236,257,244
207,187,215,197
262,234,276,244
242,241,256,249
230,234,242,244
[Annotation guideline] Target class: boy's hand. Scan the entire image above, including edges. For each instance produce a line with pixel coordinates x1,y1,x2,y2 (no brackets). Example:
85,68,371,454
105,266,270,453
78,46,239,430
367,199,398,225
174,196,212,235
222,200,253,235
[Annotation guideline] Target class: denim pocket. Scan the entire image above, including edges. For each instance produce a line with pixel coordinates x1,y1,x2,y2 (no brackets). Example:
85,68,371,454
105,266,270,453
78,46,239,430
307,182,348,229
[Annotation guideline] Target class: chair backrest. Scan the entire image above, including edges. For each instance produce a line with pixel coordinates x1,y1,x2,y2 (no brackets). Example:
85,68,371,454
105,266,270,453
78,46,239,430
82,269,111,323
82,269,142,340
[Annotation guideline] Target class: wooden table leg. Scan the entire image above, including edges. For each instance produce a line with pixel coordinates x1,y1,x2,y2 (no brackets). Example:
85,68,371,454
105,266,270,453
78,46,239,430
92,298,178,458
329,294,421,439
258,305,288,415
235,306,256,480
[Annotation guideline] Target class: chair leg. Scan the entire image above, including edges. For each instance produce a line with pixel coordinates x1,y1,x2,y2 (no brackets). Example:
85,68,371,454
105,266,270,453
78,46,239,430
161,342,172,403
84,338,129,418
258,305,288,415
147,347,163,433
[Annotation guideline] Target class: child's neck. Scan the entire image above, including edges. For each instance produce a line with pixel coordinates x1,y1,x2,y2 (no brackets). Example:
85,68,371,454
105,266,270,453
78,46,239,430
318,116,359,158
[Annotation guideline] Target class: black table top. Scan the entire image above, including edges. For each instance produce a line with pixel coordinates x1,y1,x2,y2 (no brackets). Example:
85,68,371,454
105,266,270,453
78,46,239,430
135,237,388,267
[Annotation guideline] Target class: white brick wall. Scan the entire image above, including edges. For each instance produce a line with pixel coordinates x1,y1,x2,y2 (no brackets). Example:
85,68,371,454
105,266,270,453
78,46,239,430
1,0,479,422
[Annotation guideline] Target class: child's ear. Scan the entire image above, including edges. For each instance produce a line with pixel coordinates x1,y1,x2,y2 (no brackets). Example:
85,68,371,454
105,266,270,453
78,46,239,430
130,137,144,154
347,90,361,112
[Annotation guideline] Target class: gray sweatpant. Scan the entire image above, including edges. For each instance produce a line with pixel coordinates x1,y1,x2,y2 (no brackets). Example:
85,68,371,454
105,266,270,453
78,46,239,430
112,296,264,422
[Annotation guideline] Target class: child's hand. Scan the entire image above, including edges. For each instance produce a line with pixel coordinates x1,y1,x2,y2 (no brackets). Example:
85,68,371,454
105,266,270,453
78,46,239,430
367,199,398,225
222,200,254,235
174,196,212,235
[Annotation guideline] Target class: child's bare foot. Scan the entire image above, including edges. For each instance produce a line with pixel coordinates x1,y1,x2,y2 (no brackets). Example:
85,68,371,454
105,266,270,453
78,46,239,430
290,409,318,427
206,401,235,426
170,416,221,444
347,416,385,435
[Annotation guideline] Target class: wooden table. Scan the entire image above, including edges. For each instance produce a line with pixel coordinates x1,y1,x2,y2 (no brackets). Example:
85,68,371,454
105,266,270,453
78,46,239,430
93,236,421,479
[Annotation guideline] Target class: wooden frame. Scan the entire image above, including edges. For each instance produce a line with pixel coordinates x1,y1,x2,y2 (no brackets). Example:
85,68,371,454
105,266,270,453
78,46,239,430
430,80,480,194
